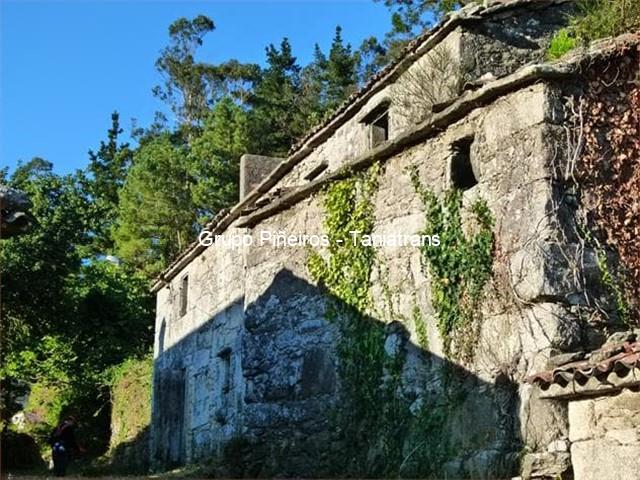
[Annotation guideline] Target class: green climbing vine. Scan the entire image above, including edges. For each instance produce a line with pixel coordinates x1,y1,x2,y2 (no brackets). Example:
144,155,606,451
597,251,632,327
579,224,632,327
412,302,429,349
410,167,494,360
306,163,484,477
307,163,380,313
307,163,411,476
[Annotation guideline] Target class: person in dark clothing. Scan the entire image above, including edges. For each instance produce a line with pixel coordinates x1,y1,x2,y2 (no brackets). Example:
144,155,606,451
49,416,84,476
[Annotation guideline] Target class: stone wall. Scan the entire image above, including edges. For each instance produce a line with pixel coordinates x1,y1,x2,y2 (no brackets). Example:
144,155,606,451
150,2,587,476
241,199,338,476
569,390,640,480
460,1,575,80
152,82,581,476
151,227,246,468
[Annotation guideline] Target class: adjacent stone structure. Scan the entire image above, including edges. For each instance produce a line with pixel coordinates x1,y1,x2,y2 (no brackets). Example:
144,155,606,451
528,335,640,480
150,0,640,477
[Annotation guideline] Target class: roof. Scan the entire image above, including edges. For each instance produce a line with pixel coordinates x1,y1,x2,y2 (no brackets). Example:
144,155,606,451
151,0,577,292
527,337,640,400
284,0,573,159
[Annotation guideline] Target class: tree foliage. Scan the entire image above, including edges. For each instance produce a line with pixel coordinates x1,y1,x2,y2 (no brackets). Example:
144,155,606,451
153,15,216,129
0,156,153,440
249,38,308,155
84,112,133,255
113,133,195,277
189,97,251,222
355,0,461,81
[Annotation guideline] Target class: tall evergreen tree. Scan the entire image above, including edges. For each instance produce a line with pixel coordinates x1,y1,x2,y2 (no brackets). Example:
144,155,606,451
153,15,216,130
113,134,196,277
300,44,329,124
189,96,251,222
325,26,358,109
250,38,307,156
84,112,133,255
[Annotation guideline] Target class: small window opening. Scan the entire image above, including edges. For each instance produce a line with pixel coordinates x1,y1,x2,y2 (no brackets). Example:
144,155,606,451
219,348,232,394
450,137,477,190
179,275,189,317
370,111,389,148
362,101,390,148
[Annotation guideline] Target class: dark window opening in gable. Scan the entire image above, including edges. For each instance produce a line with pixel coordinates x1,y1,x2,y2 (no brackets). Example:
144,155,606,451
362,101,390,148
450,137,478,191
219,348,232,394
179,275,189,317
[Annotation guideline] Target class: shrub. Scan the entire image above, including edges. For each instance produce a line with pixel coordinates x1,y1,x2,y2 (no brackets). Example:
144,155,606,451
548,28,577,60
572,0,640,43
547,0,640,59
104,355,152,473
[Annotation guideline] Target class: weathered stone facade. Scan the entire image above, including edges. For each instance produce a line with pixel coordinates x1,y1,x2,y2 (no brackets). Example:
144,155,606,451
151,1,639,477
569,390,640,480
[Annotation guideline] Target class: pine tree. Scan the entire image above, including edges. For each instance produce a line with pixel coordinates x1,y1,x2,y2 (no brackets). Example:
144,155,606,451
113,134,196,277
325,26,357,109
300,43,329,125
189,97,251,222
84,112,133,255
250,38,307,156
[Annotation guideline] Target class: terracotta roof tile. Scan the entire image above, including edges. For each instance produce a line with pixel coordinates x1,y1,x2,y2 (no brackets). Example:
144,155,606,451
527,340,640,399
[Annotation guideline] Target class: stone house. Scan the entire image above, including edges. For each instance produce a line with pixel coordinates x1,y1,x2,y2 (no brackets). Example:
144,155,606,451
150,0,640,477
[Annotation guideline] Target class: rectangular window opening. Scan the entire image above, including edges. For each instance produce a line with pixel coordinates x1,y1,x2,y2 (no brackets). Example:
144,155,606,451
179,275,189,317
450,137,478,191
362,101,390,149
219,348,232,394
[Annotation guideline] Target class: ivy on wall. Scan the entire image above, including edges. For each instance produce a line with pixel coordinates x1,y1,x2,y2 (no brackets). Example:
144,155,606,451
307,163,410,476
306,163,480,477
410,167,494,360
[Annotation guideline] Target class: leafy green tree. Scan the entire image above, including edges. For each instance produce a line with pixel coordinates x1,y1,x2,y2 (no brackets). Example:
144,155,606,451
66,261,154,385
83,112,133,255
381,0,460,39
1,158,154,445
1,160,89,348
1,160,89,425
153,15,216,129
189,96,251,222
113,133,195,277
208,59,262,107
355,36,388,83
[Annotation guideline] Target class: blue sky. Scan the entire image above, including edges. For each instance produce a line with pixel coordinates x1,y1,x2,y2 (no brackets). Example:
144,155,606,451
1,0,392,175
